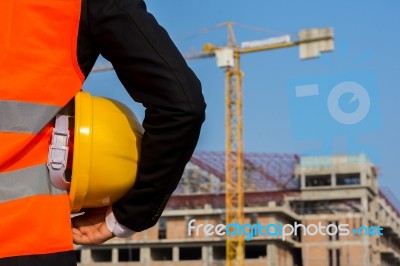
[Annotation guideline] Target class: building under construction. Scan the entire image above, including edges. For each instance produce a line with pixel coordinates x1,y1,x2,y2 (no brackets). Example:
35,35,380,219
75,152,400,266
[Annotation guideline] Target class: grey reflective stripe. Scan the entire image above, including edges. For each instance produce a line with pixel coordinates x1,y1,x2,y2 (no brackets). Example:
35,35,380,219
0,165,65,203
0,100,60,133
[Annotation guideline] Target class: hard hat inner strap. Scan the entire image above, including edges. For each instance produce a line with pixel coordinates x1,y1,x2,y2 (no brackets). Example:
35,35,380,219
47,114,71,190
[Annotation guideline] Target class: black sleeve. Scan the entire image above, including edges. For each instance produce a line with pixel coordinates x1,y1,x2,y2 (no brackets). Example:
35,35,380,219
80,0,206,232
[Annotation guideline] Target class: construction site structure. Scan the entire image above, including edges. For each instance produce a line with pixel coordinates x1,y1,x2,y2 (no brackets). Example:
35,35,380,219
75,152,400,266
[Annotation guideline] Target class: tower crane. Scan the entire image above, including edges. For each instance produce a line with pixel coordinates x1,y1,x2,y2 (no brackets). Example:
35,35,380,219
184,22,334,266
91,22,334,266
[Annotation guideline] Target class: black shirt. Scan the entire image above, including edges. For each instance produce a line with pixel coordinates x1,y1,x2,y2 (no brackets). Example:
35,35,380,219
77,0,206,232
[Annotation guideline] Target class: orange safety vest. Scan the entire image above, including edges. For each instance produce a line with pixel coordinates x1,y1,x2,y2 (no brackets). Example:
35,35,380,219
0,0,83,258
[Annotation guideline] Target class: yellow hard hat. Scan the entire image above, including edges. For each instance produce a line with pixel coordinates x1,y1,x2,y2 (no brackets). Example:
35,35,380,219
68,91,143,213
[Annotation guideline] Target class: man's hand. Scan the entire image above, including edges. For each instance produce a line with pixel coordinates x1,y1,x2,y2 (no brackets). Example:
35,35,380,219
72,207,114,245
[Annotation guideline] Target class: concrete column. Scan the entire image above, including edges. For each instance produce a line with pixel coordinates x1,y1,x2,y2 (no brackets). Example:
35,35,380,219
141,247,151,266
286,249,294,266
112,247,118,263
267,243,278,266
80,248,92,264
173,246,179,262
202,245,212,266
302,245,309,266
361,196,369,224
331,173,336,186
360,169,367,186
361,196,370,266
301,174,306,189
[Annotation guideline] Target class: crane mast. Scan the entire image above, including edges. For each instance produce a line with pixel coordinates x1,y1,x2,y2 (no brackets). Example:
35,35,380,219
224,23,245,266
223,22,245,266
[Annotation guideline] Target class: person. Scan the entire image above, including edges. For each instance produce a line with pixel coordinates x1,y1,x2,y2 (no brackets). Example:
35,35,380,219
0,0,206,265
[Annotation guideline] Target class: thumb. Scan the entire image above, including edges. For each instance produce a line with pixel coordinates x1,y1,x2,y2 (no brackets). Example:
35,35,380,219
71,210,114,245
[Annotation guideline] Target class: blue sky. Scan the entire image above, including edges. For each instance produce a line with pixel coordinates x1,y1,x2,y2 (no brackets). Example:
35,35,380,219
84,1,400,201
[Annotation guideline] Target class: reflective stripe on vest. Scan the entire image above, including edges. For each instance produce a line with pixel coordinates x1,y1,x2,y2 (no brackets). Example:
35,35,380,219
0,0,83,258
0,100,59,133
0,165,64,203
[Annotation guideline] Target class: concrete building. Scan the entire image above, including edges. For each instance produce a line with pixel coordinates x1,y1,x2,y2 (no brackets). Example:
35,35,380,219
75,152,400,266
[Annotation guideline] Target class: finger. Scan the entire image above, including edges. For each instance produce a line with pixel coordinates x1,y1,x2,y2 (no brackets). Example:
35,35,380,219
72,226,86,245
72,227,81,234
73,233,91,245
